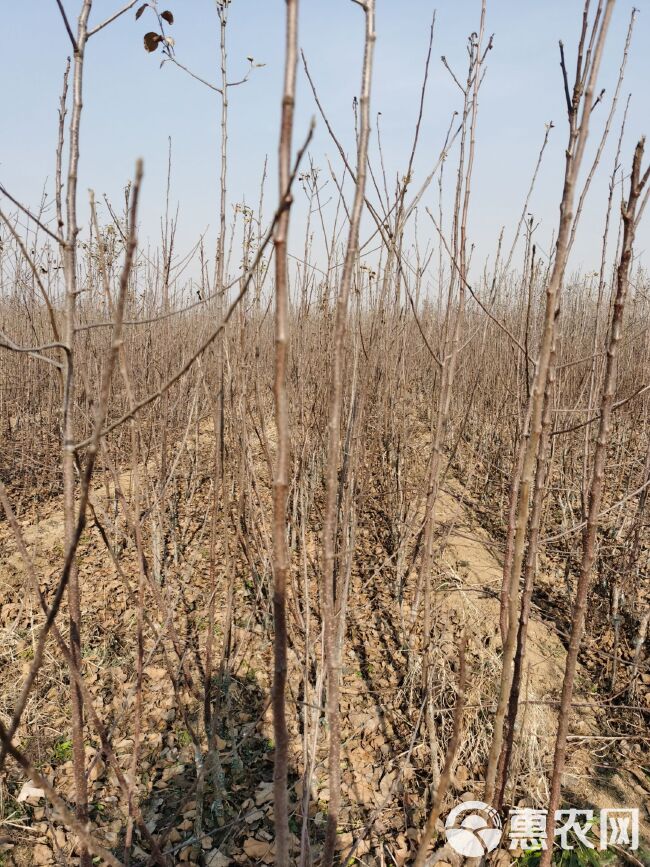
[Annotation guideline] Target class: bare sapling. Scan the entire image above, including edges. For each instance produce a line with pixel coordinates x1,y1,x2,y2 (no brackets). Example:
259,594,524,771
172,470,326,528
59,6,94,864
321,2,375,864
484,0,615,804
271,0,299,861
540,135,650,867
418,3,490,798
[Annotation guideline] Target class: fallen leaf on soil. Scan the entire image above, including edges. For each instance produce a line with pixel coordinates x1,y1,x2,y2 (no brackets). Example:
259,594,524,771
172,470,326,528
16,781,45,803
243,838,274,860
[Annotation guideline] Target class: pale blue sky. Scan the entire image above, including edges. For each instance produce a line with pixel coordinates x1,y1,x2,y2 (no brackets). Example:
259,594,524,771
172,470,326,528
2,1,649,280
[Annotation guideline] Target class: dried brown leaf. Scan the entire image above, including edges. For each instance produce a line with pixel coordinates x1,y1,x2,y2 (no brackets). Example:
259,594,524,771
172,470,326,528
144,31,162,53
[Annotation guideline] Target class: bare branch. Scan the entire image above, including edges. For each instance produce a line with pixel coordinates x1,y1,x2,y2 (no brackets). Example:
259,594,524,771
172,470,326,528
0,183,64,244
54,0,78,51
559,40,573,117
87,0,139,38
